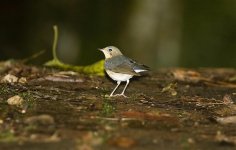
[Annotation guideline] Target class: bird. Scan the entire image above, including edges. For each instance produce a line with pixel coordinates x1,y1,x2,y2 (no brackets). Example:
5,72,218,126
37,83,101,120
99,46,149,97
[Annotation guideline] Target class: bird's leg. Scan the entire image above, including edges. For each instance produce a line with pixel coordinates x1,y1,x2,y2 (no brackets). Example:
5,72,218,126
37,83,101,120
110,81,121,97
120,80,129,97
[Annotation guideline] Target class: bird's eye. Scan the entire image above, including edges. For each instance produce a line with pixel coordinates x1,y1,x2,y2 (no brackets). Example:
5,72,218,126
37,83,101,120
108,48,112,52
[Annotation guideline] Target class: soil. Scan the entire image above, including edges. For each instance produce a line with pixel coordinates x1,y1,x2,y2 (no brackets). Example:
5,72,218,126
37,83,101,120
0,62,236,150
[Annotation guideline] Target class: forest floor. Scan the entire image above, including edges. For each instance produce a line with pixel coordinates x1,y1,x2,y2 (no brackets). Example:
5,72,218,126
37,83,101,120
0,61,236,150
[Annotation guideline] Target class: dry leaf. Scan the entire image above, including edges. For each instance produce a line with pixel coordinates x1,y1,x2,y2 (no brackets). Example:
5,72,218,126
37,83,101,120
216,116,236,124
24,114,55,125
109,137,135,148
172,69,201,82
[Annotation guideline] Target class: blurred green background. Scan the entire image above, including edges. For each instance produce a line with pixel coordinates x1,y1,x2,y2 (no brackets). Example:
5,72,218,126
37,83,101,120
1,0,236,69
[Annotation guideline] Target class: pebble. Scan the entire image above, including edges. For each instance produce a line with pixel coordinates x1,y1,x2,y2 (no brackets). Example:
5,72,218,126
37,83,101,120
19,77,27,84
7,95,23,106
1,74,18,83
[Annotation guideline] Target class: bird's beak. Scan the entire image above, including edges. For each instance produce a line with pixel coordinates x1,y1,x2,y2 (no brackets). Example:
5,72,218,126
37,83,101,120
98,48,103,52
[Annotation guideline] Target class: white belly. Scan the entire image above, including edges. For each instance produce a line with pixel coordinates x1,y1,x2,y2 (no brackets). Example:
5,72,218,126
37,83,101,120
106,70,133,81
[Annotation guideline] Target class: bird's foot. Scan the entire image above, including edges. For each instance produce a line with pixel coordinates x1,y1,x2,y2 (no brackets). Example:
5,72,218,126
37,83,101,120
110,94,128,98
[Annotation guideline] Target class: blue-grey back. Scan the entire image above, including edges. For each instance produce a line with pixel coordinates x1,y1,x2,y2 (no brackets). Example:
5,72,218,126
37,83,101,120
105,55,149,71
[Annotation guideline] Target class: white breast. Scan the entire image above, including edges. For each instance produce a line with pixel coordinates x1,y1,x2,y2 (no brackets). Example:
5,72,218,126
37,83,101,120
106,70,133,82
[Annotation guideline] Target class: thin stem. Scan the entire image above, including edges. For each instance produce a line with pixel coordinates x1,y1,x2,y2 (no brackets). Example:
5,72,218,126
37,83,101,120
52,25,59,61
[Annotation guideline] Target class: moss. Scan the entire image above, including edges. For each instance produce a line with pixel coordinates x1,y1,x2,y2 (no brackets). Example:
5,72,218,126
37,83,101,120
44,25,105,76
101,98,115,117
0,130,16,142
19,91,36,111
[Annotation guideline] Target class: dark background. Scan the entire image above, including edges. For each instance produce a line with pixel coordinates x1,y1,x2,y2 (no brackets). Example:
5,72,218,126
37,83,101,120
1,0,236,69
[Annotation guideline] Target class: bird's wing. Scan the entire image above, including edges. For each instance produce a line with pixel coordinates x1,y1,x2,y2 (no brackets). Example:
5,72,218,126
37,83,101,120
105,55,149,76
109,62,141,76
125,57,149,73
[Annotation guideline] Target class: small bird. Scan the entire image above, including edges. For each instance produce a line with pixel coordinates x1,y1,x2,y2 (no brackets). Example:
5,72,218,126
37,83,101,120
99,46,149,97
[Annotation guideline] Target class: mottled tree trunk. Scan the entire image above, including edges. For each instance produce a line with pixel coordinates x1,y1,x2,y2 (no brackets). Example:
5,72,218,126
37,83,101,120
119,0,183,68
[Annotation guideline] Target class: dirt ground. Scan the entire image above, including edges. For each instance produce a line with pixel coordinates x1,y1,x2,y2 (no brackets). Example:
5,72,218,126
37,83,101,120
1,62,236,150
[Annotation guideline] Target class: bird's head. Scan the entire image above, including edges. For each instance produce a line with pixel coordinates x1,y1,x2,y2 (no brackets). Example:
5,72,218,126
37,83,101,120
99,46,123,59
